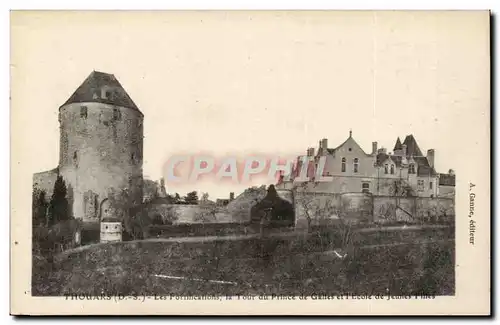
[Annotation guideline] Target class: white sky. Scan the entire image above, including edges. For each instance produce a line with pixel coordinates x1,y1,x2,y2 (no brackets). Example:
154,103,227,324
11,11,490,199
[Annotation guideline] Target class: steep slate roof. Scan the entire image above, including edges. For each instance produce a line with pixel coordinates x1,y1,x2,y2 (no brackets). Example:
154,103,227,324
60,71,142,114
393,137,403,151
439,173,456,186
413,156,436,176
402,134,423,157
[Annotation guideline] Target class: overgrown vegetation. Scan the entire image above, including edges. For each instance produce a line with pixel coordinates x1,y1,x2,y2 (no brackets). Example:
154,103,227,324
32,226,455,297
32,176,81,260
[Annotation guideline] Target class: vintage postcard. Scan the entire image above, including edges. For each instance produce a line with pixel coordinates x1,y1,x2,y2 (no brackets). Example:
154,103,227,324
10,10,490,315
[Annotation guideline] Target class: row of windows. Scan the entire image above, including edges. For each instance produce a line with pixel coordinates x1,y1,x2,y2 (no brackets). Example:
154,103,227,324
80,106,122,121
341,158,359,173
384,164,395,175
72,150,139,164
358,180,432,194
417,180,433,191
341,159,416,175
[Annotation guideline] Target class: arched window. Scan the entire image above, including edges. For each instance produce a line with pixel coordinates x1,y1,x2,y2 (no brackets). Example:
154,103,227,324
353,158,359,173
73,151,78,165
384,164,388,174
390,164,395,174
341,157,346,172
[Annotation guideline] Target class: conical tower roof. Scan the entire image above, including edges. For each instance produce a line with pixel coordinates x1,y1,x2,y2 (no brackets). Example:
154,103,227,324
60,71,142,114
393,137,403,151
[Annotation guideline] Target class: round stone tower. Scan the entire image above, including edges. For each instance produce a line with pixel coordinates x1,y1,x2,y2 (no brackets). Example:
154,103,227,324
58,71,143,224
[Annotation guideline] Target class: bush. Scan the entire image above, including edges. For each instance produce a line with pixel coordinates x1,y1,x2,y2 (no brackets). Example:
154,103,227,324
33,218,83,258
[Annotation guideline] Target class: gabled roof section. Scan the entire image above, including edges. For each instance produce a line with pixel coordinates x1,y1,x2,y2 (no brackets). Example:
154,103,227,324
393,137,403,151
375,153,403,167
403,134,423,157
324,132,370,156
60,71,142,114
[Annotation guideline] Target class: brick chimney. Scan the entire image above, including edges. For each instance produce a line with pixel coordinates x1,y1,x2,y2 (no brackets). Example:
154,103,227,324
372,142,378,155
318,138,328,155
427,149,435,168
321,138,328,150
402,144,407,157
229,192,235,201
307,147,315,156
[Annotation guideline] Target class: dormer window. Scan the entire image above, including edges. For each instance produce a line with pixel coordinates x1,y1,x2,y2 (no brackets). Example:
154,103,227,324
341,157,346,172
353,158,359,173
101,88,114,100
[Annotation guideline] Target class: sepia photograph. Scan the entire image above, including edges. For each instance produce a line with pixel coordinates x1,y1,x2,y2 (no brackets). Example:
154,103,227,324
10,10,490,315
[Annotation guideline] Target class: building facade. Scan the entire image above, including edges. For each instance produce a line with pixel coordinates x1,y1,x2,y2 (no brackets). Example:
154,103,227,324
33,71,144,225
277,131,455,198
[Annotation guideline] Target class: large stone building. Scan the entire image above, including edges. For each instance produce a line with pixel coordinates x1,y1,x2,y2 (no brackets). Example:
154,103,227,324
33,71,144,224
277,131,455,198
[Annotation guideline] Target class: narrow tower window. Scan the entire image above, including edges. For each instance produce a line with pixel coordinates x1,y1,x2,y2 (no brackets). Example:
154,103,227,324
409,163,415,174
390,164,395,175
80,106,88,118
113,108,121,121
73,151,78,165
384,164,388,174
341,157,346,172
353,158,359,173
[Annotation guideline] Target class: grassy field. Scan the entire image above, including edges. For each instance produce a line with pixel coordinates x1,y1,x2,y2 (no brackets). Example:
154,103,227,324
32,225,455,297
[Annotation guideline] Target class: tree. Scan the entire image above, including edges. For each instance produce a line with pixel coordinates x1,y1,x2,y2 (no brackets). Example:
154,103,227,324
250,185,295,228
109,187,150,240
142,179,159,203
184,191,199,205
173,193,181,204
201,192,209,202
159,178,167,197
32,188,48,227
108,188,133,221
48,176,71,226
389,179,415,197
